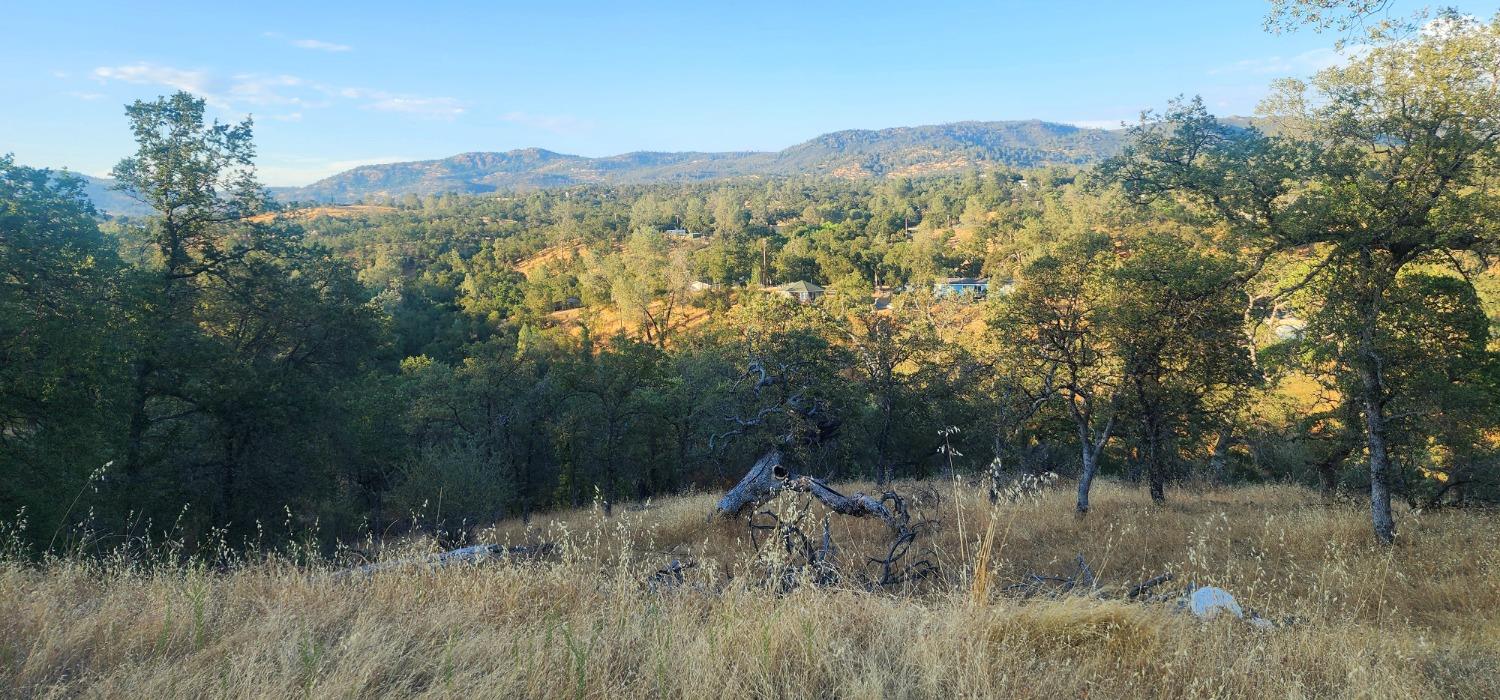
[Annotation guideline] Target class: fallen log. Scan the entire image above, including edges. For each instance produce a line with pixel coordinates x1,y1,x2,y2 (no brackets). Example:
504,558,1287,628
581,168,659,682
714,449,788,519
713,449,901,529
646,559,697,592
1128,572,1175,599
788,476,901,529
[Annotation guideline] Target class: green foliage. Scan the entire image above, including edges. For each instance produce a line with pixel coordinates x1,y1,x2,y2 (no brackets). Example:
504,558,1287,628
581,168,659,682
6,42,1500,553
0,156,129,540
1100,15,1500,538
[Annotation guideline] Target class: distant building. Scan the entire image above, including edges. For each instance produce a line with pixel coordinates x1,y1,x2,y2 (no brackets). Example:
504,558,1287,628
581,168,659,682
767,280,825,303
1272,314,1307,340
933,277,991,299
688,280,717,293
664,228,706,240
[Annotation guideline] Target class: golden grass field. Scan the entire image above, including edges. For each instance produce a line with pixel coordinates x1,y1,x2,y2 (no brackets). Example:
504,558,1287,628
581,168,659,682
3,480,1498,698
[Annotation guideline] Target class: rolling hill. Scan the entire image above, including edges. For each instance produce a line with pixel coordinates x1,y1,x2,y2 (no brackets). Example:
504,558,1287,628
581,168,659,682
279,120,1128,203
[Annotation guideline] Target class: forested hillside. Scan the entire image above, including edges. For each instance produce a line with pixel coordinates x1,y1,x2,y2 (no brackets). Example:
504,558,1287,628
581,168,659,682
5,13,1500,560
278,120,1127,203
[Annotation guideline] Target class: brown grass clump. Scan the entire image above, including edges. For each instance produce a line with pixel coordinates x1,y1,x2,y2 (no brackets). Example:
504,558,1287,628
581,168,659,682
3,480,1498,698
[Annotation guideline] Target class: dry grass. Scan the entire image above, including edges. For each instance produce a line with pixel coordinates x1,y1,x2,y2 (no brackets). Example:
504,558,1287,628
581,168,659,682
3,481,1499,698
244,205,398,224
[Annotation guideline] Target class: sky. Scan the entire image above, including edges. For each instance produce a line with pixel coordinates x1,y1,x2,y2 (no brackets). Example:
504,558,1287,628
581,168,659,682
4,0,1496,187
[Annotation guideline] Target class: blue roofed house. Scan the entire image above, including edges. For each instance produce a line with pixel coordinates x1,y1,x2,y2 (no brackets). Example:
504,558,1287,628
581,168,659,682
933,277,991,299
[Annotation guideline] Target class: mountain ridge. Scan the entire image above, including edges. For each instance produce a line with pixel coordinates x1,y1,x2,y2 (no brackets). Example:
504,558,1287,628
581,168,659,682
279,119,1129,203
61,119,1133,212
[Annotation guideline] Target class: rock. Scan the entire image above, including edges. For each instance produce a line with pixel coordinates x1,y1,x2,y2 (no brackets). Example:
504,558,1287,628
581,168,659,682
1247,615,1276,630
1187,586,1244,619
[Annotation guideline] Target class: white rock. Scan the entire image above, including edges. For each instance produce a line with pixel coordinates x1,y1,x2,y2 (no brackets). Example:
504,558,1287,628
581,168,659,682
1188,586,1244,619
1248,615,1276,630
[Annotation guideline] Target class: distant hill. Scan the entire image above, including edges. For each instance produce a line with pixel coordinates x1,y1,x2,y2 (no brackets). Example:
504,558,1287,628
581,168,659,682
280,120,1129,203
37,173,155,217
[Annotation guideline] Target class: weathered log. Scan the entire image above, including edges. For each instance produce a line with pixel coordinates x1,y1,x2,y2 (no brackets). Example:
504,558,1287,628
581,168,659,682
712,449,901,529
713,449,789,519
1128,572,1175,599
786,477,901,529
334,543,555,578
646,559,697,592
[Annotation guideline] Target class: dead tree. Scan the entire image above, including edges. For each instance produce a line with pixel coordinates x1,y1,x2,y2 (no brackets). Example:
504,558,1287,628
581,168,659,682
709,359,937,590
713,448,901,529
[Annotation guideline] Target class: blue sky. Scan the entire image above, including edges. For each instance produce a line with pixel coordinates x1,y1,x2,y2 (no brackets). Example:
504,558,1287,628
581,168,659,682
4,0,1492,186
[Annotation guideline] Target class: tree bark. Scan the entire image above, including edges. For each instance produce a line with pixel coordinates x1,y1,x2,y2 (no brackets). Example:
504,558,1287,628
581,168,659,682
1358,360,1396,544
714,449,787,519
1146,418,1166,505
1073,408,1114,514
1208,427,1232,484
714,449,901,529
1355,260,1396,545
1076,446,1099,514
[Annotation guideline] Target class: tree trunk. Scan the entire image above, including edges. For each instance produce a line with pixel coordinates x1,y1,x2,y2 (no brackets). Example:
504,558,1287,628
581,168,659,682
1358,364,1396,544
1146,417,1166,505
1076,445,1098,514
715,450,787,518
1317,461,1338,505
1208,427,1232,484
1356,262,1396,545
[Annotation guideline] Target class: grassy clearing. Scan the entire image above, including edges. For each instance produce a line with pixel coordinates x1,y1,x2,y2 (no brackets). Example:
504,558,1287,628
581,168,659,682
3,481,1498,698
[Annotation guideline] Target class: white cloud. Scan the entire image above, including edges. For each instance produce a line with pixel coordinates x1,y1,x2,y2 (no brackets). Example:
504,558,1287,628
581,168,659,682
1208,45,1370,77
66,91,105,101
367,96,465,118
291,38,352,52
92,63,214,95
500,110,594,135
341,88,465,118
89,62,461,120
226,73,315,107
263,32,352,52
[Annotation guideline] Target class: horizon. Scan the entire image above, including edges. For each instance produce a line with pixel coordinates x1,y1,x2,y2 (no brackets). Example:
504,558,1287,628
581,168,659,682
6,0,1496,186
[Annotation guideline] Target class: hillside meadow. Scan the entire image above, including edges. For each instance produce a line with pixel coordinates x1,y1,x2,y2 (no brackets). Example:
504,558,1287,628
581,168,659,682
3,481,1497,699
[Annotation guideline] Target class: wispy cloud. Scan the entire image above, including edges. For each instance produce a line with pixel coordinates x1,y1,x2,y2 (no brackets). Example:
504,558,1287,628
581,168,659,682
66,91,105,101
500,111,594,135
1208,45,1370,76
89,62,462,120
92,63,214,95
225,73,320,107
263,31,352,52
343,88,465,119
292,38,352,52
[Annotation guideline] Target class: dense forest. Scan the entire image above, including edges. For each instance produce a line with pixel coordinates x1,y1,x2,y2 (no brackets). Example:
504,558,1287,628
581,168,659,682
3,13,1498,555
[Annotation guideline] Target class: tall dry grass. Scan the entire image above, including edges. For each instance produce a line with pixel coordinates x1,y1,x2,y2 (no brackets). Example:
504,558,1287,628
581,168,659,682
3,480,1498,698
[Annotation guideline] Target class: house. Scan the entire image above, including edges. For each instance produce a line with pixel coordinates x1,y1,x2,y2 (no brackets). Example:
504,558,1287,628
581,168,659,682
767,280,825,303
1271,313,1307,340
933,277,991,299
664,228,706,240
688,280,717,293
